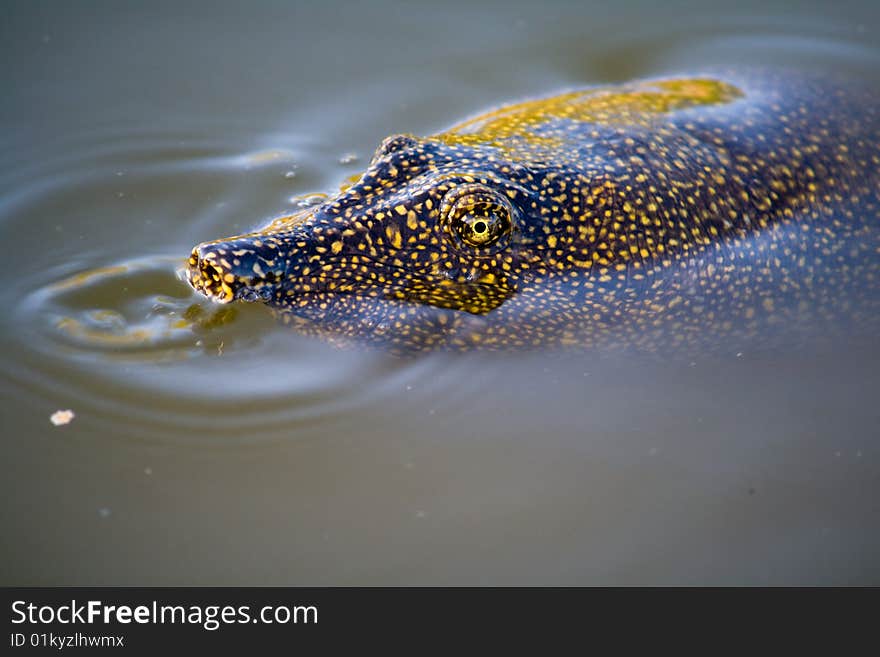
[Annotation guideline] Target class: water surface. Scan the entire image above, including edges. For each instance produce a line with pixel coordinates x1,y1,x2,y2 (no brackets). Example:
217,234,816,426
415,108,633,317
1,0,879,584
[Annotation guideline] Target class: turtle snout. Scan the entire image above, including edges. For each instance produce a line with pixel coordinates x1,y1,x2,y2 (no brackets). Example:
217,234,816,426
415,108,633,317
186,238,283,304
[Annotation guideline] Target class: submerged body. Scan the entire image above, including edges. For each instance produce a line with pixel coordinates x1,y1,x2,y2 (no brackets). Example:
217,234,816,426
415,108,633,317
187,72,880,353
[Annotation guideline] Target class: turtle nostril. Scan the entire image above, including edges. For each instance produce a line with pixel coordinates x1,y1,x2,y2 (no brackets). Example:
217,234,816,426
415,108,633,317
186,247,236,303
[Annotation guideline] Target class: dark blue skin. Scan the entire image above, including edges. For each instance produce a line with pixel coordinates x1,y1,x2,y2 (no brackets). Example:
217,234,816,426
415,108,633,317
187,72,880,353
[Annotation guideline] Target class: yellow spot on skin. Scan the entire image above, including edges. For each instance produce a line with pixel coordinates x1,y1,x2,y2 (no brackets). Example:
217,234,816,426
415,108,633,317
331,241,343,254
385,225,402,249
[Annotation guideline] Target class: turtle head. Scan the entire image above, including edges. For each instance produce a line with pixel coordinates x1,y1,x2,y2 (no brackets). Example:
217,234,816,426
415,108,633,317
184,133,613,348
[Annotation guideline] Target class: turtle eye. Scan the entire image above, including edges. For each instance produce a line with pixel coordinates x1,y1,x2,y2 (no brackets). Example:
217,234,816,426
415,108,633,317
454,207,509,246
441,184,514,249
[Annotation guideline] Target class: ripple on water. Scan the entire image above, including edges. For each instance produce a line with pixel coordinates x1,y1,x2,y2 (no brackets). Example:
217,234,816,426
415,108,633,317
7,254,424,444
0,130,421,445
21,256,237,361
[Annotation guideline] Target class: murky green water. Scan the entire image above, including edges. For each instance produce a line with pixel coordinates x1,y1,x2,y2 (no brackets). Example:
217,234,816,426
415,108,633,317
2,0,879,585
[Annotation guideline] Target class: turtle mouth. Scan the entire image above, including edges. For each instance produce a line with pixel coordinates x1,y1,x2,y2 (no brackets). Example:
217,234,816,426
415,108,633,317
187,248,235,303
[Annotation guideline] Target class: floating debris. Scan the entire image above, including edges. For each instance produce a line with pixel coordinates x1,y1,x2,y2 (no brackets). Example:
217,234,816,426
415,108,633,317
292,194,326,208
338,152,359,164
50,409,75,426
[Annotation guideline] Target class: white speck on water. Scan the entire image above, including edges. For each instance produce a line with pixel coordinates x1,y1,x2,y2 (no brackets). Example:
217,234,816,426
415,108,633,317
144,467,153,476
428,409,436,415
339,152,359,164
415,511,426,519
736,352,743,358
648,447,659,456
98,507,111,518
50,409,75,426
405,385,412,391
283,169,298,179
